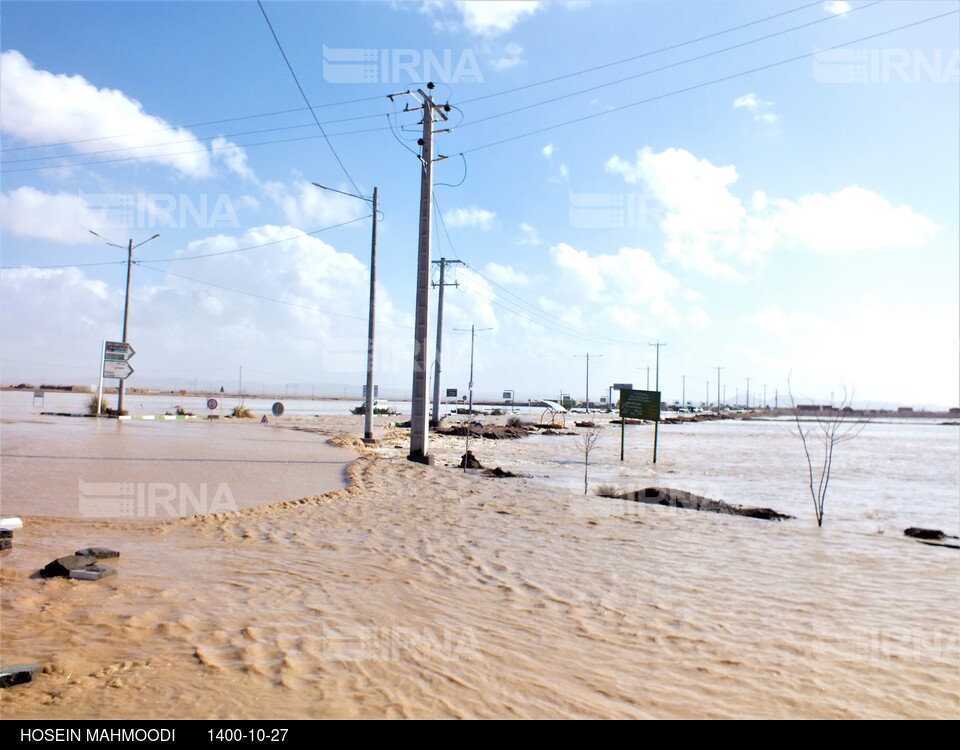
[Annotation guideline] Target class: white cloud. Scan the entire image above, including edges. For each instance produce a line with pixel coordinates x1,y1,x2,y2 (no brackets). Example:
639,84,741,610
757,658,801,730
263,180,368,228
485,262,531,286
458,1,540,35
542,143,556,158
549,242,682,326
0,50,213,178
486,42,525,71
0,224,412,386
757,186,938,254
212,137,256,181
606,147,938,277
824,1,852,15
443,206,496,229
607,147,745,279
519,222,541,246
733,92,779,124
559,164,569,179
1,187,106,244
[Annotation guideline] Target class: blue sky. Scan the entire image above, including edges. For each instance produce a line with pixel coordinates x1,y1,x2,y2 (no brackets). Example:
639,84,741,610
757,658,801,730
1,0,958,408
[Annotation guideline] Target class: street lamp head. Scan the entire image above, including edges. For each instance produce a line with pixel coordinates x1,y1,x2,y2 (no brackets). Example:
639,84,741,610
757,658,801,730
312,182,371,203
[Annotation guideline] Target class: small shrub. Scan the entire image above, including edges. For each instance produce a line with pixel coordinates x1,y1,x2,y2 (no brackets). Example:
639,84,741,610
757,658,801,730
506,415,522,428
87,394,108,415
595,484,621,499
231,404,254,419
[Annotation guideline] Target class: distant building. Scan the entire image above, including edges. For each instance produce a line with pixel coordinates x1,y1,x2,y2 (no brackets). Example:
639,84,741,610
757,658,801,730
949,407,959,417
796,404,831,413
898,407,914,414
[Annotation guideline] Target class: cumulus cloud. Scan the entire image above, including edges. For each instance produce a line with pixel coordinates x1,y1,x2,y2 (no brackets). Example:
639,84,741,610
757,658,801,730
212,137,257,181
519,222,541,246
485,262,531,286
0,50,217,178
542,143,556,158
458,1,540,35
0,224,412,385
263,180,368,228
824,1,852,15
442,206,496,229
605,147,938,277
733,92,779,124
549,242,683,326
0,187,104,244
486,42,525,71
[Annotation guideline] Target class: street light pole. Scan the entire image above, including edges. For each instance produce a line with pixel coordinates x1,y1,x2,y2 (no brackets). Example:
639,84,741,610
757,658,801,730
90,230,159,415
574,353,602,412
454,325,492,415
312,183,379,443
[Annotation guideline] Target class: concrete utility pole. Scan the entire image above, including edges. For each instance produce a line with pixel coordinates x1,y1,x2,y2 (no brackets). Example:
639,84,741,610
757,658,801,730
454,325,492,415
706,380,710,408
649,341,666,392
715,366,724,411
312,183,379,443
365,187,379,443
406,84,449,464
574,353,602,412
89,230,159,415
681,374,687,407
745,377,751,409
431,257,462,424
649,340,665,464
763,384,768,410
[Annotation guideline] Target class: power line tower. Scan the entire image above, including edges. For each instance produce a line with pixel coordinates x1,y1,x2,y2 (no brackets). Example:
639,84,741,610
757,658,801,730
431,257,462,424
399,83,450,464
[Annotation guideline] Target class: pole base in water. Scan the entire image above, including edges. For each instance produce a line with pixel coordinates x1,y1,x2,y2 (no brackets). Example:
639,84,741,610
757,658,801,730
407,451,434,465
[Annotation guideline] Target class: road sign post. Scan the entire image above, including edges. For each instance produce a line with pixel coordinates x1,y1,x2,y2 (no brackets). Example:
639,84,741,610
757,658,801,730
619,388,661,463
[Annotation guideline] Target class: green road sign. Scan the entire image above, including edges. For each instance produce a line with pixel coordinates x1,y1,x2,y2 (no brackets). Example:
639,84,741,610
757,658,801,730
620,389,661,421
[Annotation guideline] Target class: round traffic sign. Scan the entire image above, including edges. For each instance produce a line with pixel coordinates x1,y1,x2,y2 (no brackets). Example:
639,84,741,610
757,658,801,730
272,402,285,417
207,398,218,410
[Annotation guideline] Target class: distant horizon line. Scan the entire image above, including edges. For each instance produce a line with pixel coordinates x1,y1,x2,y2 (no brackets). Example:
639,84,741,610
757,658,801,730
2,382,957,414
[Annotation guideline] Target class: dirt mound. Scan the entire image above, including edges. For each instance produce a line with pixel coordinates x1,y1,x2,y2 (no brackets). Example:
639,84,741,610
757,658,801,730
616,486,793,522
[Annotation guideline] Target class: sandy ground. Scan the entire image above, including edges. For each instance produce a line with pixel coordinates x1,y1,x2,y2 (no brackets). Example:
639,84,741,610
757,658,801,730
1,416,958,719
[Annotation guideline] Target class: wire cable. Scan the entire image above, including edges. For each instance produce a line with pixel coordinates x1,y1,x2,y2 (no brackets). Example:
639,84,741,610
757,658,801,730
458,9,958,155
257,0,363,196
457,0,883,132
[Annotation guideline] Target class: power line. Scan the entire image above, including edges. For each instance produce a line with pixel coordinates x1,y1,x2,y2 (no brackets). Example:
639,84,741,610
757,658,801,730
431,191,642,346
1,112,386,166
257,0,362,196
1,0,823,160
0,217,371,270
137,264,412,329
458,0,827,106
0,97,387,154
456,0,883,133
1,124,391,175
458,10,957,155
